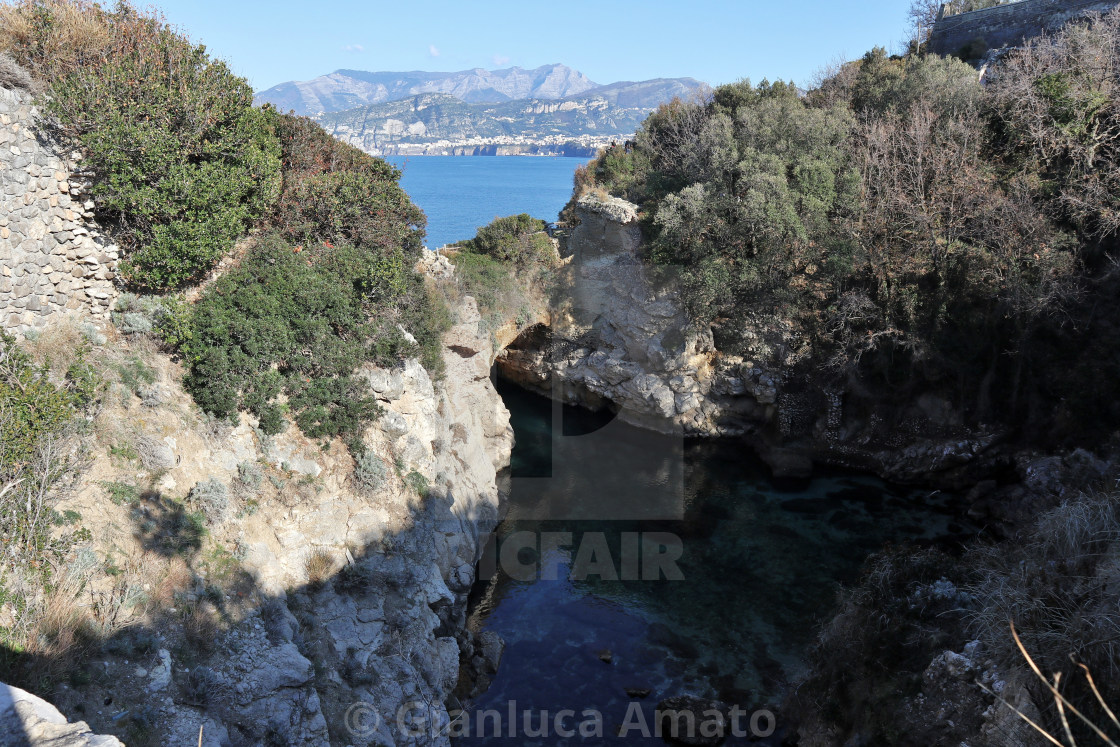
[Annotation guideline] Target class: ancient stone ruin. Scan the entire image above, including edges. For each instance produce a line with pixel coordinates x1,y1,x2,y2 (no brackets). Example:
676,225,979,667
928,0,1120,57
0,84,118,332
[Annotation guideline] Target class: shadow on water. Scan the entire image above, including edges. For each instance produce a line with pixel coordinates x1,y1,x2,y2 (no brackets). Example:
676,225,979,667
457,379,976,745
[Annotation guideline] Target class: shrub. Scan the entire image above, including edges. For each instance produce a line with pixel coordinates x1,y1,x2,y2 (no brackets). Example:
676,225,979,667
405,469,429,497
447,214,557,331
0,1,282,291
305,549,335,588
265,110,425,255
0,333,80,470
237,461,263,490
100,481,139,506
180,233,447,449
353,451,387,495
187,478,228,524
456,213,553,268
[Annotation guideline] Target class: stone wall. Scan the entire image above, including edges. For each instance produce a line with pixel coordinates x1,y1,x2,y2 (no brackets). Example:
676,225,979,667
0,84,117,332
928,0,1120,56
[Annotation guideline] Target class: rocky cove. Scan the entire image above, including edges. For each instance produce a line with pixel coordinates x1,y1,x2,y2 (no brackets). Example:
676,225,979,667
4,191,1085,747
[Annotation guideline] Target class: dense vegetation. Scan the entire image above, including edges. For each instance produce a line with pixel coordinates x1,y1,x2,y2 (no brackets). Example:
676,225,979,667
181,232,446,452
0,0,447,451
570,12,1120,443
0,0,281,290
444,214,558,332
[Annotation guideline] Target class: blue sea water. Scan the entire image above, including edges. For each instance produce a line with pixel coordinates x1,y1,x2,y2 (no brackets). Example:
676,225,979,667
386,156,589,249
457,382,974,744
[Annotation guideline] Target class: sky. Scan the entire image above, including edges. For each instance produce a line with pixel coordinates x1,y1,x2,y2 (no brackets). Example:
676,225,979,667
150,0,916,93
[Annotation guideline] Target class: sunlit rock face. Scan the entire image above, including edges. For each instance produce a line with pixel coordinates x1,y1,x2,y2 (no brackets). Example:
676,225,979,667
498,193,772,438
497,194,1004,484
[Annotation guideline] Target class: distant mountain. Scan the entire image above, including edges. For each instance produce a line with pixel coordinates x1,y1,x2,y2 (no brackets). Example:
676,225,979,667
577,78,708,109
316,83,708,157
255,64,599,116
257,64,708,157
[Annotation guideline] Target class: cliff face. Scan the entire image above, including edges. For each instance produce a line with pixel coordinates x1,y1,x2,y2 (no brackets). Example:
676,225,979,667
498,194,766,436
498,194,1001,484
6,296,511,746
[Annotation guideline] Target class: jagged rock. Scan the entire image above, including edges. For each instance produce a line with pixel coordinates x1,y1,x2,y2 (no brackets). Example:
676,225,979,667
0,681,123,746
148,648,172,693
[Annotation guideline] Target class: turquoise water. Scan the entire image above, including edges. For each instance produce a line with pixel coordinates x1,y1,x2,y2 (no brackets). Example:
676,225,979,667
458,381,973,744
386,156,589,249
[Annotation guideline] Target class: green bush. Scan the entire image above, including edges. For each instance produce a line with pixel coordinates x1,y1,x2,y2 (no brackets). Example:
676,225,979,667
265,111,425,255
0,333,80,470
181,234,446,450
447,214,557,331
1,1,281,291
456,213,553,267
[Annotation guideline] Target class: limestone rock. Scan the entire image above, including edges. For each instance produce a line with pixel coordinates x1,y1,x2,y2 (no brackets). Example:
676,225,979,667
0,681,123,747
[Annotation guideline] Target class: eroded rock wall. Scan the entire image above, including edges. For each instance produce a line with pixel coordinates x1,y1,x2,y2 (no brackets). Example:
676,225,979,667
24,297,510,746
498,194,1001,483
499,193,771,437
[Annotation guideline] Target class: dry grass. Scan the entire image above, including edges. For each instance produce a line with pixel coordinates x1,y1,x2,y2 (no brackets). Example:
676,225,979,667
153,556,193,607
305,548,336,588
181,602,218,658
966,489,1120,685
0,0,113,80
24,320,87,381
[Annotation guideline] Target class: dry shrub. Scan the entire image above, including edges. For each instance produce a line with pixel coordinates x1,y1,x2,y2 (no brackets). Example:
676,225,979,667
181,602,218,657
0,0,114,81
24,320,87,377
153,556,192,607
305,548,336,588
136,434,175,471
966,489,1120,694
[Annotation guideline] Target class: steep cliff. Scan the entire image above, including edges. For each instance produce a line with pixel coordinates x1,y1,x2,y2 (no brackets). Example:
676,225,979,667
498,194,1001,483
2,294,511,746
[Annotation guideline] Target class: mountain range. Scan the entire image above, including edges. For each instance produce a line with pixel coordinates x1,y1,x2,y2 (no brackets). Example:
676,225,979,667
254,64,602,115
255,64,707,157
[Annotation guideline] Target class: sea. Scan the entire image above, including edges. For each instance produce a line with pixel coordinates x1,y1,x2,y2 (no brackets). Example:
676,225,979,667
386,156,589,249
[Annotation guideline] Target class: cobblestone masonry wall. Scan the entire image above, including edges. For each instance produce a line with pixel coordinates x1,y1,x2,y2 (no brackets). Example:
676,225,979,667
928,0,1120,57
0,85,117,332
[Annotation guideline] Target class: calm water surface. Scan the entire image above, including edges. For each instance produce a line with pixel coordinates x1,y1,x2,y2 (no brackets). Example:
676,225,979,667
387,156,588,249
457,381,972,744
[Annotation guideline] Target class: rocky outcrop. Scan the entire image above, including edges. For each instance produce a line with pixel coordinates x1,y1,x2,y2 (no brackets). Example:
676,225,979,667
0,682,122,747
15,295,511,746
498,193,1004,483
928,0,1119,58
0,84,118,332
157,297,513,746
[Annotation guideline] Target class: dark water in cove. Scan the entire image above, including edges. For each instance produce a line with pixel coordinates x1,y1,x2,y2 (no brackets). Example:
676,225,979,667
457,381,970,744
386,156,588,249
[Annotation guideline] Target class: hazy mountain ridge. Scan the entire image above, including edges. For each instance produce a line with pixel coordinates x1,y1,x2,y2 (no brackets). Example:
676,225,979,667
315,86,700,156
254,63,600,115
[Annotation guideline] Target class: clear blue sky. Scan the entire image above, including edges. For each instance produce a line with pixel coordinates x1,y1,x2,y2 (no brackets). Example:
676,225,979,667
151,0,915,93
